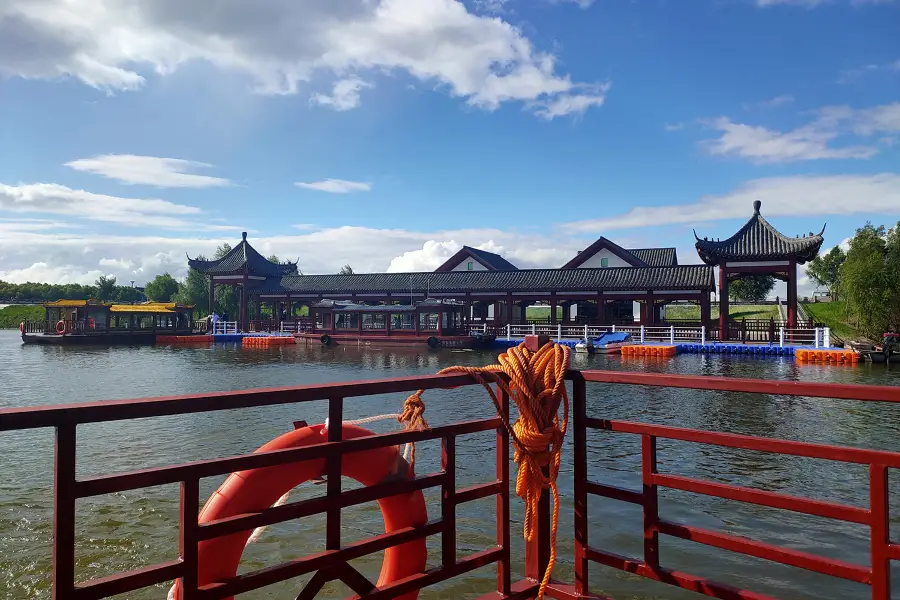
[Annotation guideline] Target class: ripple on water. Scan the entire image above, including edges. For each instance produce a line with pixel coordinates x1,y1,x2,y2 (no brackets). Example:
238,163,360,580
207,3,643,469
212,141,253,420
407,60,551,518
0,331,899,599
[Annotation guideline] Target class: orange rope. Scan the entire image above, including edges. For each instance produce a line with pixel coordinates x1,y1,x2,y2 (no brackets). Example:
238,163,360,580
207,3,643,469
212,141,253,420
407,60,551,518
399,341,571,600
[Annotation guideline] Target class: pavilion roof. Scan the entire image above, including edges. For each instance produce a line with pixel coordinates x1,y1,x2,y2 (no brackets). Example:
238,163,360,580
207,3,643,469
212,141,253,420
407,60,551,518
249,265,715,295
109,302,194,313
187,232,298,277
694,201,825,265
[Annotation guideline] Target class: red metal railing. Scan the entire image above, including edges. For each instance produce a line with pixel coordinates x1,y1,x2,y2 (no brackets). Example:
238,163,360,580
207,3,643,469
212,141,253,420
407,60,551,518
572,371,900,600
0,370,898,599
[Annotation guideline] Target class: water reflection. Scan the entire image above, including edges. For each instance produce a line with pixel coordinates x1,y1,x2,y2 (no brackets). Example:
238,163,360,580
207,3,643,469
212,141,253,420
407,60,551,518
0,331,898,599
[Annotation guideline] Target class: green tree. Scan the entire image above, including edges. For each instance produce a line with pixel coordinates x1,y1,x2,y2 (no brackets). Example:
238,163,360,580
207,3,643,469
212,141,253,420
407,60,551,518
176,255,211,315
728,275,776,302
144,273,180,302
807,245,846,299
113,285,144,303
95,275,117,301
839,222,898,338
339,264,354,275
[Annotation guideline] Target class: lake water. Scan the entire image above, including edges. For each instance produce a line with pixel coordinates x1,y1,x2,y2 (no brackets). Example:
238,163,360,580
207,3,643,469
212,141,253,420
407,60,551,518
1,329,899,600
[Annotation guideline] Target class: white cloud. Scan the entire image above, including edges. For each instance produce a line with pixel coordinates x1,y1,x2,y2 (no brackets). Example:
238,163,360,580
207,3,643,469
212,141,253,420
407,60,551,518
549,0,596,7
562,173,900,233
701,102,900,163
0,182,244,231
0,0,608,118
310,77,372,111
295,179,372,194
0,262,107,285
65,154,233,188
664,122,685,132
531,84,610,120
387,240,464,271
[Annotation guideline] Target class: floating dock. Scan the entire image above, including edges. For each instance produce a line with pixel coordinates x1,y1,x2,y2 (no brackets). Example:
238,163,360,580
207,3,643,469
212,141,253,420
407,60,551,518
242,336,296,348
156,335,213,344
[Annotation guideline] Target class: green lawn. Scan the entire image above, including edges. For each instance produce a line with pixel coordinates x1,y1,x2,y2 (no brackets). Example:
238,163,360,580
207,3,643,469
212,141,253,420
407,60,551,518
802,301,860,341
0,304,43,329
664,304,779,321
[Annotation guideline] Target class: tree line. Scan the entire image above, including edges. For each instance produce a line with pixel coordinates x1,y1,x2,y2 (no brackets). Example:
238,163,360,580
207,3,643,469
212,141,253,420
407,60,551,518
806,221,900,339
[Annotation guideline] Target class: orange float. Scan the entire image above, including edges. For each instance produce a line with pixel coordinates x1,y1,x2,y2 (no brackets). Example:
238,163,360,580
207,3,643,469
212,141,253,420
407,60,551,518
171,423,427,600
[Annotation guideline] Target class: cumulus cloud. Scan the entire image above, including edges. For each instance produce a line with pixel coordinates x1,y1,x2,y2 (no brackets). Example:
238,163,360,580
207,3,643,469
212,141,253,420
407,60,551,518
701,102,900,163
295,179,372,193
65,154,233,188
0,0,608,118
561,173,900,233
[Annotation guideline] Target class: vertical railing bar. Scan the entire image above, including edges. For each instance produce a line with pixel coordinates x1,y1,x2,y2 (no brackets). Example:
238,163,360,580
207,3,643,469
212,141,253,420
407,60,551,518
180,476,200,599
496,384,511,596
53,423,77,600
572,374,589,595
642,434,660,569
326,397,344,551
870,464,890,600
442,435,457,568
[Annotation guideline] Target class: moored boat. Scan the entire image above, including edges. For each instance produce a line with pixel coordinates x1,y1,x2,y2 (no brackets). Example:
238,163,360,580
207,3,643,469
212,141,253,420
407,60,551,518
20,299,198,345
297,298,495,349
574,331,632,354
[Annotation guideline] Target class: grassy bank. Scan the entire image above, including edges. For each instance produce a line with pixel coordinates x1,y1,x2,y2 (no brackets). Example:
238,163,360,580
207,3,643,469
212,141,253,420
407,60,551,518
0,305,43,329
665,304,779,321
802,301,861,340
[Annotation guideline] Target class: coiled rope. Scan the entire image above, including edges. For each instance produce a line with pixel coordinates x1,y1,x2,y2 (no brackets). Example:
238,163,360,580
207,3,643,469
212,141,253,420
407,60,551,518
399,340,571,600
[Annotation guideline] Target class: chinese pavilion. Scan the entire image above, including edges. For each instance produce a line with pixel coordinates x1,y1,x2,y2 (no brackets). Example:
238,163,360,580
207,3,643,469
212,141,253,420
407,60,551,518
695,200,825,340
187,232,299,332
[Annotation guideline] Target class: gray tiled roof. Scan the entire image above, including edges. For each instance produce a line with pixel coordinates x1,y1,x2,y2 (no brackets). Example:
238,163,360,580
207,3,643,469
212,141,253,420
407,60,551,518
188,233,298,276
250,265,715,295
464,247,519,270
629,248,678,267
695,201,825,265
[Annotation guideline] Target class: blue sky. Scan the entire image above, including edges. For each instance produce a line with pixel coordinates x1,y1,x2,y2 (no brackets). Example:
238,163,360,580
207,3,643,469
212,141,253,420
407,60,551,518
0,0,897,292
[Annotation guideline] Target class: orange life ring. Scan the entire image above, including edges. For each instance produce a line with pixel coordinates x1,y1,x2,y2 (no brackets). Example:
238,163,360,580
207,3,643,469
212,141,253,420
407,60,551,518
88,317,96,330
171,423,427,600
19,322,24,335
55,320,67,335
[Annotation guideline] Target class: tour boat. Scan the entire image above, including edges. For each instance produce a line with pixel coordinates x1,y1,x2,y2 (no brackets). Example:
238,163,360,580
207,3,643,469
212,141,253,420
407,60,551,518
19,299,198,345
297,298,496,349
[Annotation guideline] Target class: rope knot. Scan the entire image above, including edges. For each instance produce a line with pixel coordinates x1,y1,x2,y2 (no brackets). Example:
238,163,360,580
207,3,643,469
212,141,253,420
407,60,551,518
398,391,430,471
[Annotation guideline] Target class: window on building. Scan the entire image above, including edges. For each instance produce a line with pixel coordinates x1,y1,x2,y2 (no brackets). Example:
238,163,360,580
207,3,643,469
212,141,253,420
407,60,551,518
600,257,609,267
467,261,474,270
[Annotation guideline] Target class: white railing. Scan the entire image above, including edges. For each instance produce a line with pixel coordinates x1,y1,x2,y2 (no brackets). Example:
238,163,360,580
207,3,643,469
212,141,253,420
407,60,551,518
777,327,831,348
496,324,706,343
212,321,238,334
280,321,298,334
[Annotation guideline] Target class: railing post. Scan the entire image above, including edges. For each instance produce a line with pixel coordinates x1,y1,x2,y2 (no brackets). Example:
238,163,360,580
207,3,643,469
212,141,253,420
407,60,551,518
531,323,536,335
572,373,589,595
506,323,511,341
824,327,831,348
557,324,562,341
442,435,457,568
496,384,512,595
670,325,675,345
612,324,616,333
870,464,891,600
642,434,660,569
180,476,200,599
325,397,343,551
814,328,820,348
640,325,645,344
779,327,784,347
701,325,706,346
584,324,589,341
52,424,77,600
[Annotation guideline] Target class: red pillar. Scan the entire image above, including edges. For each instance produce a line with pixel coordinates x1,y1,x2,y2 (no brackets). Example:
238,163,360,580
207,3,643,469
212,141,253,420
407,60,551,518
787,260,797,328
700,293,711,333
719,267,729,341
550,299,558,325
208,277,215,316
